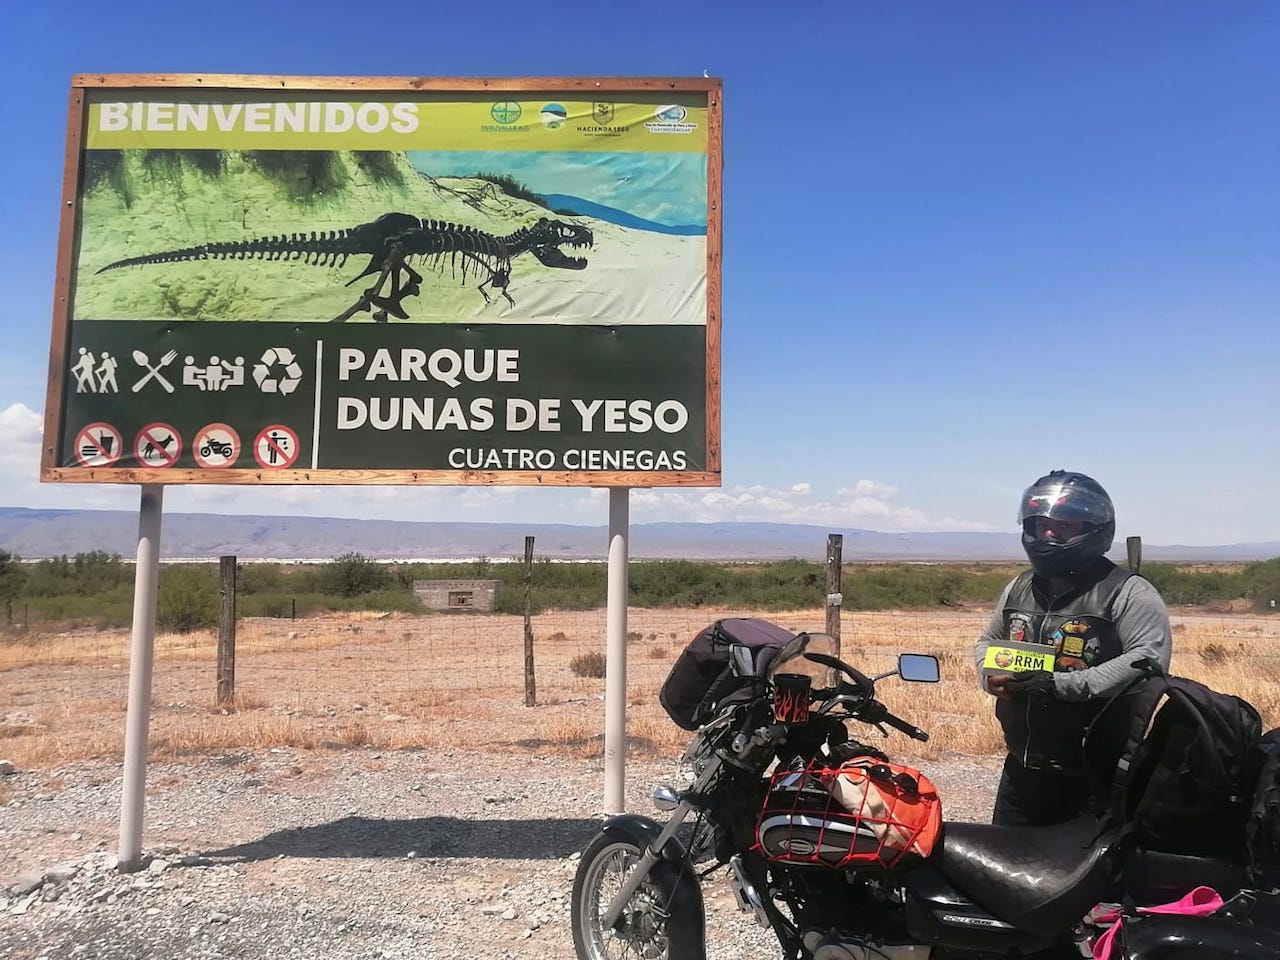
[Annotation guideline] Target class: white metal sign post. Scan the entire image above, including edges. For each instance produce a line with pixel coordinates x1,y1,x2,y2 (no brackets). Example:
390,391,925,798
117,485,163,870
603,488,630,814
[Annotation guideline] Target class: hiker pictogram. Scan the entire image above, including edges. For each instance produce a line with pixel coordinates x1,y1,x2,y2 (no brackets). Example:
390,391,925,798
71,348,120,394
253,424,300,469
73,422,122,467
133,423,182,468
193,423,241,469
131,349,178,393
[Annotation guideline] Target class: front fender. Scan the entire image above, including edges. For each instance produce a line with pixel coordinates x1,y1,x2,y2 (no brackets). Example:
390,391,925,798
598,814,706,960
1122,913,1280,959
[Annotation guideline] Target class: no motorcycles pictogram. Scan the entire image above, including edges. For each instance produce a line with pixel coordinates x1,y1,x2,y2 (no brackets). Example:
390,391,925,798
133,423,182,468
193,423,241,469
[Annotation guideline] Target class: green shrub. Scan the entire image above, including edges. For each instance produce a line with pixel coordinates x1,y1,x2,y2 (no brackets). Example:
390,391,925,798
236,563,285,595
1243,558,1280,613
157,566,217,632
322,553,392,597
239,592,296,618
0,550,25,607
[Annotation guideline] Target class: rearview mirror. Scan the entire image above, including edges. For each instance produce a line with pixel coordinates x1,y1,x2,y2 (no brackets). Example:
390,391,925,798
898,654,940,683
729,643,758,678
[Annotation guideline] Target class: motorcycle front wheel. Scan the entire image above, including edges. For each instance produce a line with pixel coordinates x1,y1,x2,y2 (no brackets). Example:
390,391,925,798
572,831,686,960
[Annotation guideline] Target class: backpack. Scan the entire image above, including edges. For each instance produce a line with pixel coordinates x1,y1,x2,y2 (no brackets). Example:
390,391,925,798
659,618,797,730
1088,658,1262,859
1244,728,1280,885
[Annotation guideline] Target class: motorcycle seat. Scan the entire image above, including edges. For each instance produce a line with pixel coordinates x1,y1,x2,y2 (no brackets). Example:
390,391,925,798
931,816,1116,937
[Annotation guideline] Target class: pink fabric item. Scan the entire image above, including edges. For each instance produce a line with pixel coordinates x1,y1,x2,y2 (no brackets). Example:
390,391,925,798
1091,886,1224,959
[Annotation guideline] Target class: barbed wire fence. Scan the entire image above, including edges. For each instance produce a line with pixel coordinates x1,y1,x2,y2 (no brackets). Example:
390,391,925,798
3,538,1279,768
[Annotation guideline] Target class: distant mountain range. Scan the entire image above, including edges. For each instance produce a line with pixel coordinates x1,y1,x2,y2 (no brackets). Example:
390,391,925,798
1,506,1277,564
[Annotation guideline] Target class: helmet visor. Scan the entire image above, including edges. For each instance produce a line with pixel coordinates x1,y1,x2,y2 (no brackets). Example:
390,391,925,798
1018,480,1114,526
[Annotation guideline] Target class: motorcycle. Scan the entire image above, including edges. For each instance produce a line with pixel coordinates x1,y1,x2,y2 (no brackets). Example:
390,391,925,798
571,631,1280,959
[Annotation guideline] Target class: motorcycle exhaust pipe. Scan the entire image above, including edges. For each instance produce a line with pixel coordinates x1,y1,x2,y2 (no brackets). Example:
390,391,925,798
728,855,770,928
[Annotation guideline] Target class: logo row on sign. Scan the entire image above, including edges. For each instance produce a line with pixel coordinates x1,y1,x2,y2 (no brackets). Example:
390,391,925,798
73,422,300,470
72,347,304,395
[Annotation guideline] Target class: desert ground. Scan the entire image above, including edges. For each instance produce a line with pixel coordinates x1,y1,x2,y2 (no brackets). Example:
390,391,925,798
2,606,1277,958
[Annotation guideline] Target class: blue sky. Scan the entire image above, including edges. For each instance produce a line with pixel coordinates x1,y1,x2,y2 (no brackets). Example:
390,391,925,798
1,1,1277,547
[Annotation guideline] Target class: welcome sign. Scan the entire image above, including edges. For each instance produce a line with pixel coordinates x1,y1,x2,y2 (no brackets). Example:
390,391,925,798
43,75,723,487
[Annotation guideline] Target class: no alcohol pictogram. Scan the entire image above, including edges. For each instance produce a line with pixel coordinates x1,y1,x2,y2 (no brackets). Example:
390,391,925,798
253,424,300,469
193,423,241,469
133,423,182,468
74,422,123,467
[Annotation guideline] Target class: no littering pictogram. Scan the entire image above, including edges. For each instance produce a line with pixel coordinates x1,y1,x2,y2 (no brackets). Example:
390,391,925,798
253,424,300,469
74,422,123,467
133,423,182,468
193,423,241,469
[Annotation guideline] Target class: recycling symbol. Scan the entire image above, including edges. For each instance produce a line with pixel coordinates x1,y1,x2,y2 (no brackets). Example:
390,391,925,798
252,347,304,395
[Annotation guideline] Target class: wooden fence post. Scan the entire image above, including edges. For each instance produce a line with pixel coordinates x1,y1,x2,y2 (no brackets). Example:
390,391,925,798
826,534,843,657
1126,536,1142,574
523,536,536,707
216,556,236,707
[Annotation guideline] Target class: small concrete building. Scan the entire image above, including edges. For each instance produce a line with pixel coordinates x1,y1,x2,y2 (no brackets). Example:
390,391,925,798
412,579,502,613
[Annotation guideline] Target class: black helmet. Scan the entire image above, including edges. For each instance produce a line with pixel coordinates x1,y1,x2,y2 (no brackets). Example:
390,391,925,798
1018,470,1115,579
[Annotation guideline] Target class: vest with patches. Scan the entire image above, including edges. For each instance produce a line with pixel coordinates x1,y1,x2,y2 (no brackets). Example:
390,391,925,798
995,561,1134,774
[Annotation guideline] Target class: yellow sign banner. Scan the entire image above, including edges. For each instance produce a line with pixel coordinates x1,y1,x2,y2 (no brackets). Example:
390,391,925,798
84,92,708,153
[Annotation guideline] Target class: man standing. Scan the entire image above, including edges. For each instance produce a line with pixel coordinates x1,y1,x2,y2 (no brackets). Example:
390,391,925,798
975,470,1172,826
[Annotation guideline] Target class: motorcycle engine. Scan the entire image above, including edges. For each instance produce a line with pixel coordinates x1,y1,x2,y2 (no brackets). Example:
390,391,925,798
801,931,932,960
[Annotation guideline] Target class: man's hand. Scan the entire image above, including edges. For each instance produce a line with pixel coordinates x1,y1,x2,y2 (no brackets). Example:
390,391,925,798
986,673,1016,701
1003,670,1057,699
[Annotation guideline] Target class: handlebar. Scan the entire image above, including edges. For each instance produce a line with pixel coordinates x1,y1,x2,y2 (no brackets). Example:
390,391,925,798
803,651,874,694
773,649,931,743
864,701,930,742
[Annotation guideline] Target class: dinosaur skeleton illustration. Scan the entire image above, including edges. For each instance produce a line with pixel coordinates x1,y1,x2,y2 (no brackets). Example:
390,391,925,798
96,214,595,322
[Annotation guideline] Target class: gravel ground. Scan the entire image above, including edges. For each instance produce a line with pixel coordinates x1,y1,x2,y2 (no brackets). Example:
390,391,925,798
0,746,1002,959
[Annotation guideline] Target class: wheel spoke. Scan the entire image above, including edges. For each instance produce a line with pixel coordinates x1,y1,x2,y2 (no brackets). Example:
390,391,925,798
577,842,670,960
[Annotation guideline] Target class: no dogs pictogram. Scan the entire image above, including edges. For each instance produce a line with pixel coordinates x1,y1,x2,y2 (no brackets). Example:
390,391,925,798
253,424,300,469
133,423,182,468
193,423,241,469
74,422,123,467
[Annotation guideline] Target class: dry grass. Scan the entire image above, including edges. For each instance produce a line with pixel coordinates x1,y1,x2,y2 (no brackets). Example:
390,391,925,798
1,607,1277,772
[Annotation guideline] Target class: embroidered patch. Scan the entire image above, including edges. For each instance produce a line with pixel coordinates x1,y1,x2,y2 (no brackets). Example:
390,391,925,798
1008,614,1032,643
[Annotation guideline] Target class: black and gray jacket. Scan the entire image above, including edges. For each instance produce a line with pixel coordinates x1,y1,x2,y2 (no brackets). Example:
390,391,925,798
973,559,1173,774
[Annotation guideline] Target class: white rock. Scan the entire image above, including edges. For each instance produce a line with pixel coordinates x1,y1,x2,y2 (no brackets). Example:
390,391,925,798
0,760,15,776
501,906,518,920
6,871,44,897
46,865,82,885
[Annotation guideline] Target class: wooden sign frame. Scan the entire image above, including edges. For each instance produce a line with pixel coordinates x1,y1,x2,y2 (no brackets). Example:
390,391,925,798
42,74,722,488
